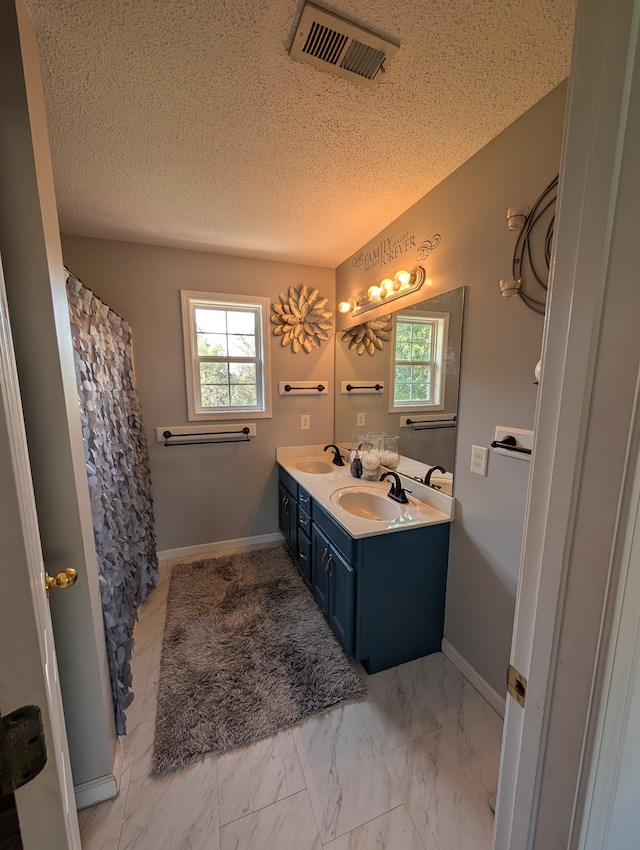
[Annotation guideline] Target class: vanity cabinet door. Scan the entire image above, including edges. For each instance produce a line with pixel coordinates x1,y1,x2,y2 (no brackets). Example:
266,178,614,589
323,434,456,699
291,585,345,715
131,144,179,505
311,524,355,654
278,481,296,556
311,524,331,613
327,548,354,654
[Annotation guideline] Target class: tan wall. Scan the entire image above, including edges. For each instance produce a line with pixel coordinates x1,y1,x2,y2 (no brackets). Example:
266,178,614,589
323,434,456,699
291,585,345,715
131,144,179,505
61,237,335,552
336,82,568,693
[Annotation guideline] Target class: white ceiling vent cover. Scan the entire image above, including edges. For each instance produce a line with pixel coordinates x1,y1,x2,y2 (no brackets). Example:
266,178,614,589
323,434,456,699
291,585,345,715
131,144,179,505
289,3,399,89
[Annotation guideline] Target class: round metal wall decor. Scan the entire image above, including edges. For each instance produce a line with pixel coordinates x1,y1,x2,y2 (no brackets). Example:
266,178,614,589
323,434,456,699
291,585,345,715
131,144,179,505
341,315,392,355
271,285,333,353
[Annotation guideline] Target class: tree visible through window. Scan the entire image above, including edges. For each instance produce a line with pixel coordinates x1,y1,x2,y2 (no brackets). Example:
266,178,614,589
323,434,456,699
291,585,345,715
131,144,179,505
392,312,447,410
182,291,271,420
196,307,258,408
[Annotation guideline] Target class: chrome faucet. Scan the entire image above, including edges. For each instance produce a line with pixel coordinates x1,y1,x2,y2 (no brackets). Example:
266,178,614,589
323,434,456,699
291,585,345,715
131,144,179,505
424,465,446,488
323,444,345,466
379,471,411,504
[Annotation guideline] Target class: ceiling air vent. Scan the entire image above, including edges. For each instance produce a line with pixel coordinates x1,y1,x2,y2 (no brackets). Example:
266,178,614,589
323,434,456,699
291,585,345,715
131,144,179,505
289,2,399,89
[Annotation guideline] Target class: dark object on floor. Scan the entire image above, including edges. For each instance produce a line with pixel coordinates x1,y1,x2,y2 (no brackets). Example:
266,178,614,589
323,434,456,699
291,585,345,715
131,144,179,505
152,545,365,774
0,795,22,850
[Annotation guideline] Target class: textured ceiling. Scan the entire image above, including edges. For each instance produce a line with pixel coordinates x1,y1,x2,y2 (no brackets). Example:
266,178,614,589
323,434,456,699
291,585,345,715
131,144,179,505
25,0,575,268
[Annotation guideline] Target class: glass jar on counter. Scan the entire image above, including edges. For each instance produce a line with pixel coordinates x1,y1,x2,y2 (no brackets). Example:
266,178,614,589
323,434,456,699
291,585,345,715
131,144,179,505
361,435,382,480
381,435,400,469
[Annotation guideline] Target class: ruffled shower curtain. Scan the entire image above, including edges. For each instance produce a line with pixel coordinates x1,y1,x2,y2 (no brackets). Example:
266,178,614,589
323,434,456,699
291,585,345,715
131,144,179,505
66,271,158,735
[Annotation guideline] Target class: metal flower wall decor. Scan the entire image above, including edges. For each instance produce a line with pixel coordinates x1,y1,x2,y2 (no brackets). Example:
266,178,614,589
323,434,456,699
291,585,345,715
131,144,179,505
341,315,392,355
271,285,333,353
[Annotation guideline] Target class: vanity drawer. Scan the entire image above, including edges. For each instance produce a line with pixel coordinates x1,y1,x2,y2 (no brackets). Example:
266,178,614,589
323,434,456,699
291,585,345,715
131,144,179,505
297,505,311,536
297,528,312,583
279,466,298,498
297,485,312,514
313,502,354,563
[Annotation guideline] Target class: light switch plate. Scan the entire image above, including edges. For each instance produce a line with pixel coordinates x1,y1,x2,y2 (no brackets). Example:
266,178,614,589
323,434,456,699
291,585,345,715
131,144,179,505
357,412,365,427
471,445,488,476
300,415,310,430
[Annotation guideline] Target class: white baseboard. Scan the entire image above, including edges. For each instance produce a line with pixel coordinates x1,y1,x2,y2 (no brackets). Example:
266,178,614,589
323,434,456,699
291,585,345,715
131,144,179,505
157,532,284,562
74,771,118,810
442,638,506,718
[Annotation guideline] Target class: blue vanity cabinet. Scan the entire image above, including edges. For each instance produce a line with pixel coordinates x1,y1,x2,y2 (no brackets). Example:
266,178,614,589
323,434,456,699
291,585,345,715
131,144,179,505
312,499,449,674
278,466,450,673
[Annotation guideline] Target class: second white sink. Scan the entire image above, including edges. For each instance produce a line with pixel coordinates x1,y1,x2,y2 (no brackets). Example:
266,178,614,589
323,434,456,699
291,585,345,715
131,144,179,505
332,488,401,521
296,460,335,474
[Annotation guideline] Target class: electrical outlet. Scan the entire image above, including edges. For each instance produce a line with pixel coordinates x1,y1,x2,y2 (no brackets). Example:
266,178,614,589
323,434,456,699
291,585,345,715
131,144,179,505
300,414,310,430
357,412,365,427
471,445,488,476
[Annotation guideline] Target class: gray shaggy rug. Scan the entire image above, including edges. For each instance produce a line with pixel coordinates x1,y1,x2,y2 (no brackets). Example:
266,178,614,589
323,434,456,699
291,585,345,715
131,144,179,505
151,545,365,774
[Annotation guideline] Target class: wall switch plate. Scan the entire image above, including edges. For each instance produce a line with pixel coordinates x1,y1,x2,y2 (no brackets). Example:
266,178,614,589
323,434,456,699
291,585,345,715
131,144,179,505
357,412,365,427
300,414,310,430
471,445,488,476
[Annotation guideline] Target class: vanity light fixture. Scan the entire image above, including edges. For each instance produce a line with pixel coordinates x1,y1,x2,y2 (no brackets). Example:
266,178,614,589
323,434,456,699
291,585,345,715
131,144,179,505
339,266,426,318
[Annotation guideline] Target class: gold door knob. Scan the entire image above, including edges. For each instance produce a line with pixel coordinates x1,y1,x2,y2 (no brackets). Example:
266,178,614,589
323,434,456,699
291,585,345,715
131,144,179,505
45,568,78,595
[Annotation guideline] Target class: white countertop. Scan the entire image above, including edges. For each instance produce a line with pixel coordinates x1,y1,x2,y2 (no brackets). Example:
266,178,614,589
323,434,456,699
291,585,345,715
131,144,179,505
277,444,454,540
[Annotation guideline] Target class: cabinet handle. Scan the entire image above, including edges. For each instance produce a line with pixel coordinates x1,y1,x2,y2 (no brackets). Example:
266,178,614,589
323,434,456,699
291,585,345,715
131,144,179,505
322,547,329,569
299,518,308,527
299,495,309,505
326,552,333,575
298,551,307,561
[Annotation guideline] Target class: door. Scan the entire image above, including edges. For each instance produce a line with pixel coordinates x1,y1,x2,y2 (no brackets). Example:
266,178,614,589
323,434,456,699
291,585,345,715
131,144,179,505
328,549,354,655
493,1,640,847
278,482,295,554
0,263,80,849
311,525,330,612
0,0,116,799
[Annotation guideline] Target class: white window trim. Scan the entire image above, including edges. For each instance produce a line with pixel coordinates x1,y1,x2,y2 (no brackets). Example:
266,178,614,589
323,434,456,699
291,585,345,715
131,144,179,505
389,309,449,414
181,290,272,421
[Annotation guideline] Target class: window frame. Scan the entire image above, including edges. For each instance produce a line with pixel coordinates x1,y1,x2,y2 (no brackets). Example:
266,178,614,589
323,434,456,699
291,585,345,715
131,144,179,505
181,290,272,421
389,309,449,413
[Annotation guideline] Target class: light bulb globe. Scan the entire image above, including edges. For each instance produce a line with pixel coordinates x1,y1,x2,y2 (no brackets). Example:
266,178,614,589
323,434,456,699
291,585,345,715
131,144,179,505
394,269,412,288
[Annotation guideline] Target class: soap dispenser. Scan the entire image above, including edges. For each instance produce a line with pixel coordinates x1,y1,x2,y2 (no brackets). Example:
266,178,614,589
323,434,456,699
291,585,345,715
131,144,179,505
350,435,363,478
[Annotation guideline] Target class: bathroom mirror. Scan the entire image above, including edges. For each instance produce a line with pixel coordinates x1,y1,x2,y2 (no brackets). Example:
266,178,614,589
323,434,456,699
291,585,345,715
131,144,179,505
334,287,465,492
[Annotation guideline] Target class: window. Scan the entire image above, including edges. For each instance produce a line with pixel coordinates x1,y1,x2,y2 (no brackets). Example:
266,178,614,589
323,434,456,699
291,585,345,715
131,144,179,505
391,310,448,412
181,291,271,420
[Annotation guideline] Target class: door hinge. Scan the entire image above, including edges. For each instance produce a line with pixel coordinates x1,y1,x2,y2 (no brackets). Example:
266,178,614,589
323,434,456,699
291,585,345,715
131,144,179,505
0,706,47,797
507,664,527,708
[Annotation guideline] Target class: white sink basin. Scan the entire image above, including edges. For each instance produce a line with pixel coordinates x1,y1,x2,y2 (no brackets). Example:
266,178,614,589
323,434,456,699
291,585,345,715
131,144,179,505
332,488,401,521
296,460,335,474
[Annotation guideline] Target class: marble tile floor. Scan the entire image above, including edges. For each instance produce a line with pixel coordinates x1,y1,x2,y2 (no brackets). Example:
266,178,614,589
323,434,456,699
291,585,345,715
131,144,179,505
78,555,503,850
